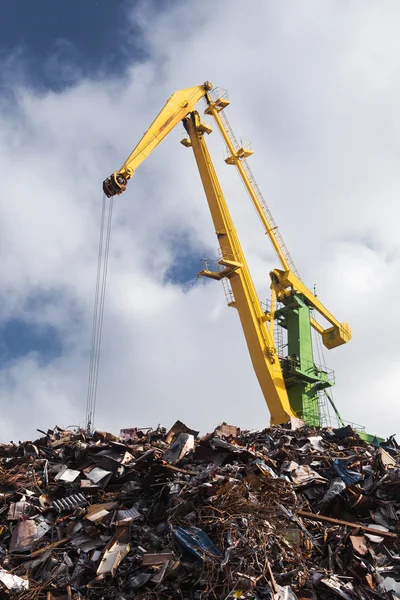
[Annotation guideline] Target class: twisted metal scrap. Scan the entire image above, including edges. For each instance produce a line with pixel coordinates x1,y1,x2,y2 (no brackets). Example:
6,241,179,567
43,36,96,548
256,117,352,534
169,477,309,598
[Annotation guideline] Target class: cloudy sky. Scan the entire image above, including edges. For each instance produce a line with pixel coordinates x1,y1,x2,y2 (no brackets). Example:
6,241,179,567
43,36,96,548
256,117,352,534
0,0,399,442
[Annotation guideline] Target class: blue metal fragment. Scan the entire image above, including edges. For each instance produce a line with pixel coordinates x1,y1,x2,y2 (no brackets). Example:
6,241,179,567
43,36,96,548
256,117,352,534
172,526,222,562
333,460,363,486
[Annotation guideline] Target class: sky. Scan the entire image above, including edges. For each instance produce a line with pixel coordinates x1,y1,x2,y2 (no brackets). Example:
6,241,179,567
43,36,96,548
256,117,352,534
0,0,399,442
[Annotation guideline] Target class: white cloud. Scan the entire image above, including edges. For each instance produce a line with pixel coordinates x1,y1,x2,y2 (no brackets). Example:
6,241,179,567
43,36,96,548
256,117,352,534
0,0,399,441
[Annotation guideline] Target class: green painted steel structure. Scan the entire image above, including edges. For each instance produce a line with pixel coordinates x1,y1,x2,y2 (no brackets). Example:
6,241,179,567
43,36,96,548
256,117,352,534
275,292,332,428
275,294,384,442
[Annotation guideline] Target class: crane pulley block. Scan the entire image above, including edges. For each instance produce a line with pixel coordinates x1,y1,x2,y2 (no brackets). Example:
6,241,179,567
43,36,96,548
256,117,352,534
103,172,128,197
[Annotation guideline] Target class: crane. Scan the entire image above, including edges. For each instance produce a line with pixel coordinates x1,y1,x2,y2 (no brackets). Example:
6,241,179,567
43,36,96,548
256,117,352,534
102,82,352,429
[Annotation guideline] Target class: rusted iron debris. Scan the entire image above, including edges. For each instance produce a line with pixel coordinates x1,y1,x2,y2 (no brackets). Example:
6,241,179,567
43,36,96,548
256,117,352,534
0,421,398,598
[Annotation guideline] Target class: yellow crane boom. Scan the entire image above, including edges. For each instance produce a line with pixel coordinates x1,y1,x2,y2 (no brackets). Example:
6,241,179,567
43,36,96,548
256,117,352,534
103,83,212,197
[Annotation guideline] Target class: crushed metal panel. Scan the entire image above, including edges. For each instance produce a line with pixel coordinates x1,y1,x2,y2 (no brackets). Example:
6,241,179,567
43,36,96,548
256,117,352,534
307,436,324,450
7,500,28,520
93,430,118,442
71,534,107,550
55,467,80,482
116,507,141,525
119,427,152,440
85,467,112,484
321,478,346,504
333,424,355,439
380,448,397,468
172,526,222,562
254,459,278,478
214,423,240,438
274,585,298,600
151,560,171,583
10,520,38,552
96,542,130,576
0,569,29,591
321,576,354,599
86,509,110,523
193,445,229,465
350,535,369,556
99,455,122,473
49,434,72,448
290,465,326,486
120,450,135,465
290,416,305,430
165,420,199,444
36,520,51,540
380,577,400,594
91,549,102,562
282,461,299,472
364,523,388,543
142,552,175,566
141,552,178,584
164,433,195,465
119,427,136,439
80,480,99,491
86,502,118,518
129,572,153,590
80,538,107,553
52,493,87,512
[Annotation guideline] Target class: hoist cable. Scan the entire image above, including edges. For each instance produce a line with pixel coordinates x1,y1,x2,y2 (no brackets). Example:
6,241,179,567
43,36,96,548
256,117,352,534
90,196,114,430
86,196,106,429
86,196,113,430
85,194,114,431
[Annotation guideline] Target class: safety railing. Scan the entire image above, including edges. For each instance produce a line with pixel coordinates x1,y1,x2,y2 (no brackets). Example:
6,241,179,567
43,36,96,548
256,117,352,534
280,355,336,385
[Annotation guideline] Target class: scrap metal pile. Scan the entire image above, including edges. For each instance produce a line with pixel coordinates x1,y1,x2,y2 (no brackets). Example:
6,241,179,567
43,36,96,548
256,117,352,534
0,421,399,599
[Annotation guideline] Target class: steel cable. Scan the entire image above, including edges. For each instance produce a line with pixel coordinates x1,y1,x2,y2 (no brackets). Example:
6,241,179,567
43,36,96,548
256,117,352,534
86,194,114,430
85,196,106,429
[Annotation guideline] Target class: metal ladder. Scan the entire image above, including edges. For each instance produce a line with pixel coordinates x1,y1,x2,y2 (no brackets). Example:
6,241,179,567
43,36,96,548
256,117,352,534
221,276,235,307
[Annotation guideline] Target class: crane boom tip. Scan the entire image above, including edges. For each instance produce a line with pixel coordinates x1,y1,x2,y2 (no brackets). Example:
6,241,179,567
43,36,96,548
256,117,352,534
102,172,128,197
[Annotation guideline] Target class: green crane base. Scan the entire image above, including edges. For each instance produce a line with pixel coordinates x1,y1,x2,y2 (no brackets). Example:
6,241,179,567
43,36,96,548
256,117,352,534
275,292,333,428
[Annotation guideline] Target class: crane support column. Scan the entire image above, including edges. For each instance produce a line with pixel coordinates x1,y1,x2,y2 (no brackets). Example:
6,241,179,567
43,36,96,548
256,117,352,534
275,293,332,427
183,111,296,425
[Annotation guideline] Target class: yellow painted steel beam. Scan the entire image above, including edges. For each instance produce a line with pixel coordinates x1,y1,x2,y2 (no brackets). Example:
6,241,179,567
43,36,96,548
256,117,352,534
184,111,295,425
103,82,212,196
271,268,352,349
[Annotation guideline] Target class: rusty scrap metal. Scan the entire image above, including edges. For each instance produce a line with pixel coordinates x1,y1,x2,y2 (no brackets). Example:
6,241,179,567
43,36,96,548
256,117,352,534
0,421,397,598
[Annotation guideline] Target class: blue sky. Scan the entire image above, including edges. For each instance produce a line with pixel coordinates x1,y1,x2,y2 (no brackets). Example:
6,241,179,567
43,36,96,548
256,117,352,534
0,0,201,367
0,0,133,363
1,1,400,441
1,0,145,89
